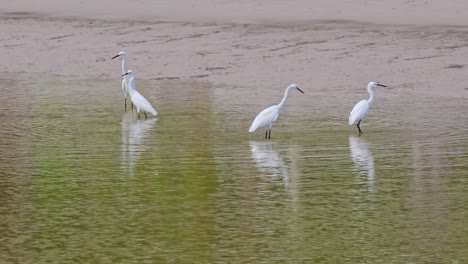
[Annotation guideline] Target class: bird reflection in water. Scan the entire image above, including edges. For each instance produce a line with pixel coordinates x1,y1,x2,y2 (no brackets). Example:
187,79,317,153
121,115,157,176
249,140,289,187
349,136,375,191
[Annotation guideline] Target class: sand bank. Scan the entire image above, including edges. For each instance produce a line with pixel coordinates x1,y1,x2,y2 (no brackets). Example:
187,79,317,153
1,0,468,98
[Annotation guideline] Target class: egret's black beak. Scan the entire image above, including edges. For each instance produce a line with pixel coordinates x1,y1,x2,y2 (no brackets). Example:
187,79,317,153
377,84,387,87
122,72,130,77
111,54,120,60
297,87,305,94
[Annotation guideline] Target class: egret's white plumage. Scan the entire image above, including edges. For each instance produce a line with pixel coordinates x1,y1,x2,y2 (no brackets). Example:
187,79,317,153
249,105,280,132
112,51,133,111
123,70,157,118
348,81,387,134
349,100,370,125
249,83,304,139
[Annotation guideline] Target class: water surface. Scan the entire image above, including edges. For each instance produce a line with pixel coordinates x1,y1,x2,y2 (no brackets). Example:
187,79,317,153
0,75,467,263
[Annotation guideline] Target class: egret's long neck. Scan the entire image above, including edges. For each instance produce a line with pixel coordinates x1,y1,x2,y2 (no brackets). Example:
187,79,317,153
128,77,136,95
278,86,293,110
121,56,127,75
367,87,375,106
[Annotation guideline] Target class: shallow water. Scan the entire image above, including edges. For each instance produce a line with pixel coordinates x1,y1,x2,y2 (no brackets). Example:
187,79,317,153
0,75,467,263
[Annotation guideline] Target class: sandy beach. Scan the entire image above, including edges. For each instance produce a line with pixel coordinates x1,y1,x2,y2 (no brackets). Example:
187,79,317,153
1,0,468,98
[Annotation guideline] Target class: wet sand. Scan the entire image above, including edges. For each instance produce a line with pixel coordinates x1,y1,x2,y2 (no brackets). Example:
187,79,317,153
1,0,468,98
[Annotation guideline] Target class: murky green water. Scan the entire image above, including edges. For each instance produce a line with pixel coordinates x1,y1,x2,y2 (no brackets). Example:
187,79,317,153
0,75,467,263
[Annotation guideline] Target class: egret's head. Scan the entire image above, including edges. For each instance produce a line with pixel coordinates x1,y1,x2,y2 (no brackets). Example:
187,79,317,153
368,81,387,90
289,83,305,94
112,51,127,60
122,69,133,77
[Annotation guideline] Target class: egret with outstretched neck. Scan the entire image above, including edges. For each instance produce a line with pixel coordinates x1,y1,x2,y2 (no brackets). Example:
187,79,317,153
249,83,304,139
348,81,387,135
122,70,157,119
111,51,133,111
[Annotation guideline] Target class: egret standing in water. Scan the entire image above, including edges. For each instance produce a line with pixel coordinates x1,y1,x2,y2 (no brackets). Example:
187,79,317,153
111,51,133,111
122,70,157,119
348,81,387,135
249,83,304,139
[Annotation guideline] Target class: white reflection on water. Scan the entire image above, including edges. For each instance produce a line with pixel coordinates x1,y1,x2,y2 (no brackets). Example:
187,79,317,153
249,140,289,187
121,114,157,176
349,136,375,191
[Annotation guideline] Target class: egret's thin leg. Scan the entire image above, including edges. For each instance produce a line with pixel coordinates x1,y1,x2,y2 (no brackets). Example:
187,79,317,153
357,120,363,135
268,129,271,139
265,130,268,139
144,112,148,119
125,97,127,112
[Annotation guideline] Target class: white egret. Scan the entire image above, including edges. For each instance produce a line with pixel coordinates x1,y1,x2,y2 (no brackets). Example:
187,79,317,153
122,70,158,119
348,81,387,135
249,83,304,139
111,51,133,111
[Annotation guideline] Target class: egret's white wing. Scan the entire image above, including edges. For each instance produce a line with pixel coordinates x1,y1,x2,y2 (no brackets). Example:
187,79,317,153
132,91,157,116
249,105,279,132
349,100,369,125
